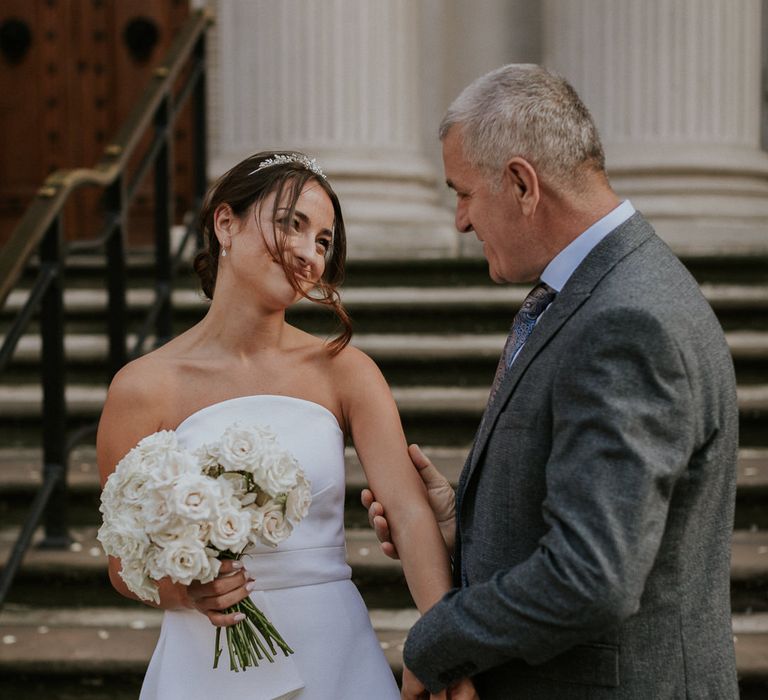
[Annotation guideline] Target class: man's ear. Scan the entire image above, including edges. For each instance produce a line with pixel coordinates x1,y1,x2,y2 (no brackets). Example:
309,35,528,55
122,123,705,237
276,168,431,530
504,157,540,216
213,203,236,248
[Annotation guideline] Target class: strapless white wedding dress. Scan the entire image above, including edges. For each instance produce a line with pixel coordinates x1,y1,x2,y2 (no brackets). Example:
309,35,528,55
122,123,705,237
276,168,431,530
139,395,400,700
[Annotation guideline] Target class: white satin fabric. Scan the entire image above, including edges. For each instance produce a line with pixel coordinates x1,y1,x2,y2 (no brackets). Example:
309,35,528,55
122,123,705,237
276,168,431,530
139,395,400,700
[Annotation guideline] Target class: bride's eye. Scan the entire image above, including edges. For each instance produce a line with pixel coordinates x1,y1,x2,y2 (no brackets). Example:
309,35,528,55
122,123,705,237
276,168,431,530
316,238,331,254
275,216,300,232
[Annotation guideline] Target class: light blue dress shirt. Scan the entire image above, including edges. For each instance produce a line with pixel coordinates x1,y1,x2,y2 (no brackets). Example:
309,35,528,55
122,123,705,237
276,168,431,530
541,199,636,292
509,199,636,366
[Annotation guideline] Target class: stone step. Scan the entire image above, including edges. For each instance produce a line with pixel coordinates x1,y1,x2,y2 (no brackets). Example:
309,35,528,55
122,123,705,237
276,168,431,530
1,383,766,418
5,330,768,365
3,446,768,533
3,525,768,588
20,254,499,290
733,613,768,681
6,329,767,390
3,285,767,326
0,387,765,452
0,385,765,451
0,604,765,684
20,251,765,286
0,604,414,678
0,526,411,609
18,249,768,283
731,530,768,582
2,446,767,496
3,284,763,337
2,286,525,315
0,527,400,582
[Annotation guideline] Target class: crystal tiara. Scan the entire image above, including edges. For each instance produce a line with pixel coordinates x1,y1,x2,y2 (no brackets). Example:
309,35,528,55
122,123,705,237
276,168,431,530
248,153,326,180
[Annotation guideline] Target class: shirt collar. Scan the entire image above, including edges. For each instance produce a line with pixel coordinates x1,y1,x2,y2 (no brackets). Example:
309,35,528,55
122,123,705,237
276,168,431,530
540,200,635,292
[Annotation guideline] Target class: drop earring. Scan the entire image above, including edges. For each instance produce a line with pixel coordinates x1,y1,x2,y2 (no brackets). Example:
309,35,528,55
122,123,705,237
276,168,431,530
221,248,228,257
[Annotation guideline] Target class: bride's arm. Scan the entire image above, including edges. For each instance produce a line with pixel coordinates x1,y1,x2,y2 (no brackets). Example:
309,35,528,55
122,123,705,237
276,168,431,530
337,348,452,612
96,360,250,626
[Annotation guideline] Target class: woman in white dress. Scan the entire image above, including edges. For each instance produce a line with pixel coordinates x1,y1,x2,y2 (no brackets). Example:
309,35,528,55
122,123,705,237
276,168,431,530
96,151,477,699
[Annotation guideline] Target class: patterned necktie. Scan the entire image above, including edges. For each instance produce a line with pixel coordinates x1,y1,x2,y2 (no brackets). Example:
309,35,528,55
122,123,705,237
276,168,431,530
486,281,558,407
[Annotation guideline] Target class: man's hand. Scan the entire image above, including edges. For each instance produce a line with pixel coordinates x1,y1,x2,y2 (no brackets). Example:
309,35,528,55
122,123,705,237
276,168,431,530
401,665,448,700
361,444,456,559
186,560,254,627
401,665,429,700
447,678,480,699
400,665,477,700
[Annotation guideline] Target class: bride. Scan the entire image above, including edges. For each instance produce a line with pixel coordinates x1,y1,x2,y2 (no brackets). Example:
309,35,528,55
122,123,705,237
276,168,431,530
97,151,476,699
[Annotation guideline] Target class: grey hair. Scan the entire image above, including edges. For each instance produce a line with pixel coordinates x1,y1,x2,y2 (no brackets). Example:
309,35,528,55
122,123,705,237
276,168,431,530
439,64,605,188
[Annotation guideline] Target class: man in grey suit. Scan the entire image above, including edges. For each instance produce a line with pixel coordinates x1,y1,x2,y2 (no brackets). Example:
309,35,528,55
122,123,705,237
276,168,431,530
364,64,739,698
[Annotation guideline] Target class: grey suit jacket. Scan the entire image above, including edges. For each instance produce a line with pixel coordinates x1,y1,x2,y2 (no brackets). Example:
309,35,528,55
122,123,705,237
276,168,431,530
404,214,739,699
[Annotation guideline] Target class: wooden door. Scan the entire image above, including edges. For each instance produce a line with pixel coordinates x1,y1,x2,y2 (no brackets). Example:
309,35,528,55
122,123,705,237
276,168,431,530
0,0,192,245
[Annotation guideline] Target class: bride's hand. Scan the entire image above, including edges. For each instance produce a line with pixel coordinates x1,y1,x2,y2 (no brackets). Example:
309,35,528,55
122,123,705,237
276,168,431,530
448,678,479,700
186,560,254,627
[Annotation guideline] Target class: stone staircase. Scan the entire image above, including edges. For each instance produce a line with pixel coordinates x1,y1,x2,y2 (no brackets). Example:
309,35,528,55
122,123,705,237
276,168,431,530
0,253,767,698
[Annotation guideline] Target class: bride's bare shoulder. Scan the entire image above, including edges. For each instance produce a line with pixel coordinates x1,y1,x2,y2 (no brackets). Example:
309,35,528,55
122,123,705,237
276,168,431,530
107,353,171,402
326,342,388,392
102,339,190,427
97,340,194,477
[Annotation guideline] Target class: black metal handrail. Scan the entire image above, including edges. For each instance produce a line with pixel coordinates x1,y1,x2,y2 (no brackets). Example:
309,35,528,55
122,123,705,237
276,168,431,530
0,8,213,607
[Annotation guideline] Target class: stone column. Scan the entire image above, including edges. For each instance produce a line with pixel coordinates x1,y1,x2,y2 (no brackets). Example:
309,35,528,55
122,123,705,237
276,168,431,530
419,0,545,255
543,0,768,254
207,0,455,258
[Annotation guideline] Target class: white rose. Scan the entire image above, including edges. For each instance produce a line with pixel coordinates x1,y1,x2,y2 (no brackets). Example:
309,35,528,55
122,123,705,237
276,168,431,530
119,560,159,604
244,506,265,547
99,474,121,515
195,442,222,475
115,431,195,489
97,511,148,561
209,506,251,552
145,544,221,584
258,503,293,547
141,488,174,534
168,473,219,522
151,449,200,487
149,517,208,547
143,546,164,582
137,430,178,456
113,447,145,478
260,452,299,498
285,473,312,523
217,424,266,473
154,537,216,585
118,468,154,507
99,449,145,514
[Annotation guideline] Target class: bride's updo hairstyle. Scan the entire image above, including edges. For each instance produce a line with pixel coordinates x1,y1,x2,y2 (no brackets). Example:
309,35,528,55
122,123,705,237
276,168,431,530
194,150,351,354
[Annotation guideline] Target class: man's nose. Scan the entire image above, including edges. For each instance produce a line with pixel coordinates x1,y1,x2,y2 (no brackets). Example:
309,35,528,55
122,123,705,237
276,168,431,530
455,202,473,233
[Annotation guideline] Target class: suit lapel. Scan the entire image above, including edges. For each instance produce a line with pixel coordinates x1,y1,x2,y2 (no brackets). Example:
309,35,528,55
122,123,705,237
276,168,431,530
457,213,657,500
459,287,591,491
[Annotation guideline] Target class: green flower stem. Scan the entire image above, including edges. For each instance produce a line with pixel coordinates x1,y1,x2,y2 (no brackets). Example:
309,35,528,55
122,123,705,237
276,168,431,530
213,626,223,668
212,598,294,672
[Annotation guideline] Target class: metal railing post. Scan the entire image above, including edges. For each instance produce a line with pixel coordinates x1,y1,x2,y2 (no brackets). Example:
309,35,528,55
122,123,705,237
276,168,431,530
154,96,173,347
38,215,70,548
105,177,128,378
193,33,208,251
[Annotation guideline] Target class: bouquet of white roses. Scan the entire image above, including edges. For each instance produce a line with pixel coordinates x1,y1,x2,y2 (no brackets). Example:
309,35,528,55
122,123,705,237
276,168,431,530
97,422,312,672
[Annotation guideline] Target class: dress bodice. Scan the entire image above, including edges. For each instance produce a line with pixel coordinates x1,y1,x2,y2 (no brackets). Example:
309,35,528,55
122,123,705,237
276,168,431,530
141,395,400,699
175,395,351,588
